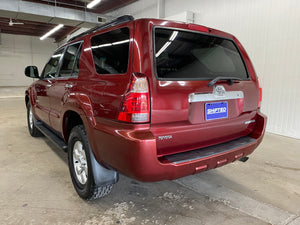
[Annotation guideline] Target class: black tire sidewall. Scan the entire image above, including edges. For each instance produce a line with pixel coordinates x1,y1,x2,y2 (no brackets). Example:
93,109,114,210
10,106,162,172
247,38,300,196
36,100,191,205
26,103,34,136
68,125,94,199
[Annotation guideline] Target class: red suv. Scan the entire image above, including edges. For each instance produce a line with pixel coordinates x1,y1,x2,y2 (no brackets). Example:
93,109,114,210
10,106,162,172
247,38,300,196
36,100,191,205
24,15,267,200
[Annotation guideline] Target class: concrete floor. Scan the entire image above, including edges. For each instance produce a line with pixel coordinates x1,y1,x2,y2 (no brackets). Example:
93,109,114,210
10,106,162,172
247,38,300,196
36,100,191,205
0,97,299,225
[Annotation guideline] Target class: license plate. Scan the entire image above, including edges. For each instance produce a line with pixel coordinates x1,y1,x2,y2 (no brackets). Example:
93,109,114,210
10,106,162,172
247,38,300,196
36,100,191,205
205,101,228,121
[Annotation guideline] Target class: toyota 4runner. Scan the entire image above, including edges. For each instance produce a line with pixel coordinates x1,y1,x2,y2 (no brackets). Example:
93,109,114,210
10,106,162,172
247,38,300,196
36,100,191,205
24,15,267,200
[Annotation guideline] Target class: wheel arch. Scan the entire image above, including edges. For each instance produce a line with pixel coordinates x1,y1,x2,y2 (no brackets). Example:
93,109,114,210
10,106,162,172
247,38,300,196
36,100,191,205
62,110,84,142
25,88,33,107
64,113,119,188
25,94,29,107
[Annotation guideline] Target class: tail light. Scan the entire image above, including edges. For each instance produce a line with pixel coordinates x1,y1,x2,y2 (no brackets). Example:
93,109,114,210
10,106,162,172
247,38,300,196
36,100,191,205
257,77,262,108
118,73,150,123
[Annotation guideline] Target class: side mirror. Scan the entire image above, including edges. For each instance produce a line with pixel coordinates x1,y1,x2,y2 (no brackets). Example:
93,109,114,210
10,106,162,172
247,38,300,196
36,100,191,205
25,66,39,78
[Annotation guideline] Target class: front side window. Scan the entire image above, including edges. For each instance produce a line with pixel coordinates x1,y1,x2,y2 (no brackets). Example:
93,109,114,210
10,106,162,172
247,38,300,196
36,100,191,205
154,28,248,80
91,28,130,74
59,43,82,78
42,48,64,79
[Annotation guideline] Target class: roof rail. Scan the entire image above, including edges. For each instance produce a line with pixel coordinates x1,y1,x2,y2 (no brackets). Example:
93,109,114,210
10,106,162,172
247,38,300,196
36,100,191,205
68,15,134,43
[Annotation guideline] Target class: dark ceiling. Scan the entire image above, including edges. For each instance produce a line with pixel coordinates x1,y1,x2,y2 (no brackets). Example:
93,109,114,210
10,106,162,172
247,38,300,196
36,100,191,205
0,0,136,42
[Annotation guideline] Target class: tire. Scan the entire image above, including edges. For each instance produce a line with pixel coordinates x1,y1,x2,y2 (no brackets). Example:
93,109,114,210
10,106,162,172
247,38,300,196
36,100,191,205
68,125,113,200
27,102,43,137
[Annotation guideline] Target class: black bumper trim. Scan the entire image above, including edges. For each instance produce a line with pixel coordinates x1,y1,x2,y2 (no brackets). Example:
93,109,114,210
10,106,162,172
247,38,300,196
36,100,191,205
164,136,256,164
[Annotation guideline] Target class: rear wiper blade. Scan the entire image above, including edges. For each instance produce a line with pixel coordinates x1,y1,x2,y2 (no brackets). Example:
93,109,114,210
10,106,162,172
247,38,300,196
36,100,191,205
208,76,242,87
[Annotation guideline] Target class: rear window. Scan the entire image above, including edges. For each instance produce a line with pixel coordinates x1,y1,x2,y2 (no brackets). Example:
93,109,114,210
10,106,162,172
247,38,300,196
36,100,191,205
154,28,248,80
91,27,130,74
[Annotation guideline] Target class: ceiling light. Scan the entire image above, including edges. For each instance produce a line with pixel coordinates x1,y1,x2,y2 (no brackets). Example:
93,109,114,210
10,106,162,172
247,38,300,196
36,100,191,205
87,0,101,9
40,24,64,40
155,41,171,57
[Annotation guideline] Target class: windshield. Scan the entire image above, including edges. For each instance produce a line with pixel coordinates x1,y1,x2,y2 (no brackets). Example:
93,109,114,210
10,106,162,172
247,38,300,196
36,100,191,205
154,28,248,80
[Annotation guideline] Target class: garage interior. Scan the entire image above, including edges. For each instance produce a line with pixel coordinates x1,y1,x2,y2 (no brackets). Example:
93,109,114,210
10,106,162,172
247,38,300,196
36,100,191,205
0,0,299,224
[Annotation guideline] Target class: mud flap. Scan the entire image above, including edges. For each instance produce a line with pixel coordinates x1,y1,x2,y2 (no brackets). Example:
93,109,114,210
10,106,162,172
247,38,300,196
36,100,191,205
89,149,119,186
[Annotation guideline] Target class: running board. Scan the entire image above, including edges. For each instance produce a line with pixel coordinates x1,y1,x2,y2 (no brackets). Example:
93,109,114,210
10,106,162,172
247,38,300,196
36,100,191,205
36,122,68,152
163,136,256,164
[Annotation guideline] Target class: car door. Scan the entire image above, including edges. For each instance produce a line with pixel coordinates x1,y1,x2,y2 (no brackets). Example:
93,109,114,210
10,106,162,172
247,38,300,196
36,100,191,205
34,48,64,126
48,42,83,133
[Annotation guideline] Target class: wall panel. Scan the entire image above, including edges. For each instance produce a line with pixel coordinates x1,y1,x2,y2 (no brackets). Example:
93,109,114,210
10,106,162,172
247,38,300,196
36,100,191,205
0,34,57,87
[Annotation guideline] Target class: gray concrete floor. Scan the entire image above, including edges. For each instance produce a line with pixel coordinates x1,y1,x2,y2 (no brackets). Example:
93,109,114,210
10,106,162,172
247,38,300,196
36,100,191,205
0,97,299,225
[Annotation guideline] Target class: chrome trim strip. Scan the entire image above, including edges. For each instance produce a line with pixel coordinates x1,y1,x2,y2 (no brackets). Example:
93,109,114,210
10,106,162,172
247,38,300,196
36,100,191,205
189,91,244,103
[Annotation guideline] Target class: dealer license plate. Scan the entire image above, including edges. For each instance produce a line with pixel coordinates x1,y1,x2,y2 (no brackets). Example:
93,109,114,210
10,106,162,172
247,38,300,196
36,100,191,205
205,101,228,121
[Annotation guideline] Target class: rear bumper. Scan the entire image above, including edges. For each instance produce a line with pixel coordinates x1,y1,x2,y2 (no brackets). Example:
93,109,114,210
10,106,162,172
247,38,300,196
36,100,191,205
89,111,267,182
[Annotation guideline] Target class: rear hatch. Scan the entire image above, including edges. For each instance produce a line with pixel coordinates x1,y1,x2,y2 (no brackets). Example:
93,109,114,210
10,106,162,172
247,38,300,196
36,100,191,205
150,27,259,157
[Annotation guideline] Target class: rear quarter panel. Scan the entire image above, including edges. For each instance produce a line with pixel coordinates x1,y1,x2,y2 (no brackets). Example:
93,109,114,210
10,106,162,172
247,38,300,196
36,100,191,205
79,22,135,121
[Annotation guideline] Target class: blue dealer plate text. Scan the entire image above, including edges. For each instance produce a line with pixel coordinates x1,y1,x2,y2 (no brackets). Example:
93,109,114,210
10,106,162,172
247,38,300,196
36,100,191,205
205,101,228,121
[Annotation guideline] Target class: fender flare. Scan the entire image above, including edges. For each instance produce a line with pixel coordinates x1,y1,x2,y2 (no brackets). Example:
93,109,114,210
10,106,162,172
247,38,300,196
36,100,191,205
25,87,35,108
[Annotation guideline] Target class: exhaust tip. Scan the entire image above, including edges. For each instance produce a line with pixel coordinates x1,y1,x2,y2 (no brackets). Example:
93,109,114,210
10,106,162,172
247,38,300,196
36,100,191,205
239,156,249,162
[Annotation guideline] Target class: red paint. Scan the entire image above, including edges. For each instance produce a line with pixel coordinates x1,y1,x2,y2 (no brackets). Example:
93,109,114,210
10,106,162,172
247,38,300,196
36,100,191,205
26,18,267,182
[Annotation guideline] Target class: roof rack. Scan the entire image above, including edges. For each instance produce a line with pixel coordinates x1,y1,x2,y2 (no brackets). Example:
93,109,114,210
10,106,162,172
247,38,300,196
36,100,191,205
68,15,134,43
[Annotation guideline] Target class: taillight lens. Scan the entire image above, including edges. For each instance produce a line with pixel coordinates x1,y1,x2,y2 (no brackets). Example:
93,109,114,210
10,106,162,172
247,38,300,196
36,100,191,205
257,77,262,108
118,74,150,123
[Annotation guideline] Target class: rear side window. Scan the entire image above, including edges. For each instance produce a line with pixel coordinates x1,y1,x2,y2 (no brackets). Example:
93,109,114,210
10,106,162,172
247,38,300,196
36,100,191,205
91,28,130,74
72,44,82,77
154,28,248,80
59,43,82,78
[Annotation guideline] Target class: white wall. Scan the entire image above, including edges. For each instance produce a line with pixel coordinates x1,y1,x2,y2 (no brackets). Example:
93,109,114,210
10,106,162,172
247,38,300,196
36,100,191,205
0,33,58,87
113,0,300,139
108,0,156,19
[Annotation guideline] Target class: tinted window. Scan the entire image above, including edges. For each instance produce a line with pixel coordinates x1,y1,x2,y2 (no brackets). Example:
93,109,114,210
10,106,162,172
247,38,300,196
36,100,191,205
72,44,82,77
154,28,248,80
59,43,82,77
42,48,64,79
91,28,130,74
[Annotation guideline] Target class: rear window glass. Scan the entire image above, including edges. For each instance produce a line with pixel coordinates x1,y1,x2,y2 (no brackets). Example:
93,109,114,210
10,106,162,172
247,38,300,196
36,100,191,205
91,28,130,74
154,28,248,80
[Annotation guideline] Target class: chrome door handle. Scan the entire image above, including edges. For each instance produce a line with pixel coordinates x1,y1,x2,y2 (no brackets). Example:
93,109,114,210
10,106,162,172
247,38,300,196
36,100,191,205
65,84,73,88
46,84,52,87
